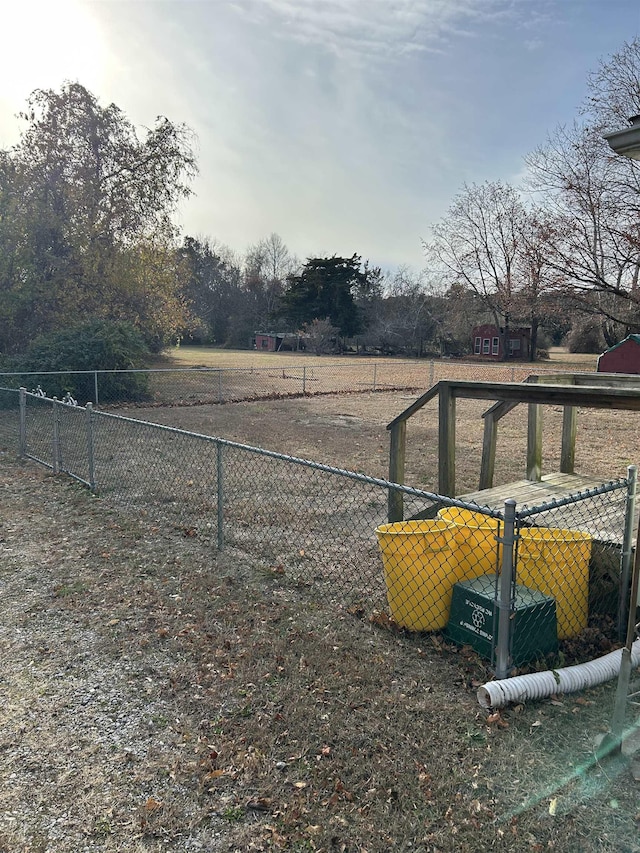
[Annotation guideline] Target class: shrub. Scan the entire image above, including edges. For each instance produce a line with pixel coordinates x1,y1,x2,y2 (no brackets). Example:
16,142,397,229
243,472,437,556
9,320,151,403
566,318,606,354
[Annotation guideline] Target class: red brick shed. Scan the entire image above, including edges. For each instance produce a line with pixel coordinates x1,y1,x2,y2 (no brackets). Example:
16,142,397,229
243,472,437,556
597,334,640,374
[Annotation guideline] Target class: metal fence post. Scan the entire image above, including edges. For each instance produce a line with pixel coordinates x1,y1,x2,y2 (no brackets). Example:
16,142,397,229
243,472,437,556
429,360,434,387
495,499,517,679
52,398,61,474
303,366,307,395
217,442,225,550
373,364,377,391
618,464,638,641
19,387,26,458
94,372,99,407
86,403,96,491
217,369,223,403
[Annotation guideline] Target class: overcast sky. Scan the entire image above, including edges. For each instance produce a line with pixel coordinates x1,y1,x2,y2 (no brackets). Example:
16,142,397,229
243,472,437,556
1,0,639,271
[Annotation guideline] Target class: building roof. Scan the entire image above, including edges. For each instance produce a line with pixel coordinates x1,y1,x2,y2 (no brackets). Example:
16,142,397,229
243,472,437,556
601,334,640,355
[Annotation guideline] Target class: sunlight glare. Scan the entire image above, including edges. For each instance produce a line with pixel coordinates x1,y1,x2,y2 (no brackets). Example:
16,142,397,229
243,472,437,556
0,0,107,112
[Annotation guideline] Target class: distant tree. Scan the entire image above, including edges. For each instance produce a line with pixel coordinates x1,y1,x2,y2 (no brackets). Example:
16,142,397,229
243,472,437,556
426,181,560,360
178,236,245,346
304,318,340,354
243,233,297,330
281,254,372,341
0,82,197,354
525,122,640,337
582,37,640,127
426,181,526,359
523,40,640,338
566,316,607,354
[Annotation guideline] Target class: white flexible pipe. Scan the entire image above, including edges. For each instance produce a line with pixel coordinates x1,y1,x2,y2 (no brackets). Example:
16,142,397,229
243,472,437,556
477,639,640,709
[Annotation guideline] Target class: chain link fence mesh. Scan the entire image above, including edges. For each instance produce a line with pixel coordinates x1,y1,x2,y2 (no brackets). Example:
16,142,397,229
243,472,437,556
2,386,633,677
0,359,563,407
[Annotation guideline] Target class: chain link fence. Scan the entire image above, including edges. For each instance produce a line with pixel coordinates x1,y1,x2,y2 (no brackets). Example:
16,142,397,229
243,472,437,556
0,359,564,407
1,386,632,679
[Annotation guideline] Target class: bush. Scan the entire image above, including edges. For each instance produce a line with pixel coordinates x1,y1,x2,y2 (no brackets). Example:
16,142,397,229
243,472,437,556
9,320,151,403
566,318,606,354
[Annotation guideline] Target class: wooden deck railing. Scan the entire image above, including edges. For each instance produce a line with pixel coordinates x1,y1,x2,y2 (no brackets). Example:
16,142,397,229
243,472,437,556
386,374,640,522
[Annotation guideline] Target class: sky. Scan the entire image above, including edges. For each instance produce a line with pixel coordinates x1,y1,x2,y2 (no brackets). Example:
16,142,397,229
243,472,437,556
1,0,639,272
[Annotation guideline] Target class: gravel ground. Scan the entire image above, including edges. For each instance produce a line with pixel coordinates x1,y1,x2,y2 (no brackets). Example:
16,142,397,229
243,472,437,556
0,465,235,852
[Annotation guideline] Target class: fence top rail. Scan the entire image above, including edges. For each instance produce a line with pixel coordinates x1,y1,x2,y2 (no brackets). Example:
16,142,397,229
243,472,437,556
0,360,578,380
387,379,640,429
90,406,509,516
10,384,627,518
0,361,425,378
516,477,628,519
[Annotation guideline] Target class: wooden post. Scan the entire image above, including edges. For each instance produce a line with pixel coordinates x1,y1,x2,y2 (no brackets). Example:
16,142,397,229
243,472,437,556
438,384,456,496
526,403,543,481
560,406,577,474
388,420,406,522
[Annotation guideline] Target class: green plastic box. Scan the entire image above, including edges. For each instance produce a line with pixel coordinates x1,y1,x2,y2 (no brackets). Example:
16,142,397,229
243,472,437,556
445,574,558,665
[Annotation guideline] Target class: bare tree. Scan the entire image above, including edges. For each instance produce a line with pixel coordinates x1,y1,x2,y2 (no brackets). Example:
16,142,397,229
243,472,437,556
525,121,640,338
243,233,297,329
426,181,525,359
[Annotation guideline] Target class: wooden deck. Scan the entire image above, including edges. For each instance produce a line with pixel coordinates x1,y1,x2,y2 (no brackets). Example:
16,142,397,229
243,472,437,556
459,472,629,544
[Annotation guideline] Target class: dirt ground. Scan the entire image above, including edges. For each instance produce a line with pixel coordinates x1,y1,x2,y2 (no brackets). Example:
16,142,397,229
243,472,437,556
2,362,640,851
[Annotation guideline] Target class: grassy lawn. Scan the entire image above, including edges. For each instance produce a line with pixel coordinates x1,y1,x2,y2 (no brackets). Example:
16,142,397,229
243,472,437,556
159,345,599,372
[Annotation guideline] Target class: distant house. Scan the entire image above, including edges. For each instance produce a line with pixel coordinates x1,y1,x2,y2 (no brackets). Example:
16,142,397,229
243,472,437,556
254,332,305,352
471,324,531,360
597,334,640,374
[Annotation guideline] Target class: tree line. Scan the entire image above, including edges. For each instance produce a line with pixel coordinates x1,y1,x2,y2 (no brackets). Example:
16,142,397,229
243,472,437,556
1,39,639,369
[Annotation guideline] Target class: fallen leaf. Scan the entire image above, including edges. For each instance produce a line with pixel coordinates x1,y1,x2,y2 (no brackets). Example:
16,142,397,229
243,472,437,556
205,769,225,780
486,712,509,728
549,798,558,816
246,797,272,811
293,781,308,789
144,797,163,812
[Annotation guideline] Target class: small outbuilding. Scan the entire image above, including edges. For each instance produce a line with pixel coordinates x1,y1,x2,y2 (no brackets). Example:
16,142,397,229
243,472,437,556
254,332,306,352
597,334,640,374
471,324,531,360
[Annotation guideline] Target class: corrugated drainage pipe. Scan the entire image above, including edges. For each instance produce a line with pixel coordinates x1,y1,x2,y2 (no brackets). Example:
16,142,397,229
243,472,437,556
477,640,640,709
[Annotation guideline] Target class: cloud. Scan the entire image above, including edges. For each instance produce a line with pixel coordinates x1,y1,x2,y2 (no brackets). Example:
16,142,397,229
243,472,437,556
230,0,520,64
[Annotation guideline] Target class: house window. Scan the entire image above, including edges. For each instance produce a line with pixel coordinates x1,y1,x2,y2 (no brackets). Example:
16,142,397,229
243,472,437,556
509,338,521,354
474,336,481,355
261,338,269,349
492,337,499,355
482,338,490,354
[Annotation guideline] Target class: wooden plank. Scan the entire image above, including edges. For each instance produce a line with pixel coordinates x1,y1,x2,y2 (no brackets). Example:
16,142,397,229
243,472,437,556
526,403,543,481
388,421,406,522
458,473,628,543
460,473,606,508
386,384,440,428
479,411,497,489
438,383,456,496
387,380,640,434
443,380,640,409
561,406,577,473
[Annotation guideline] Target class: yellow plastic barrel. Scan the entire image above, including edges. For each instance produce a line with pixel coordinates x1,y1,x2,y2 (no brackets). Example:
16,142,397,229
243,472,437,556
517,528,592,640
436,507,503,581
375,520,457,631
